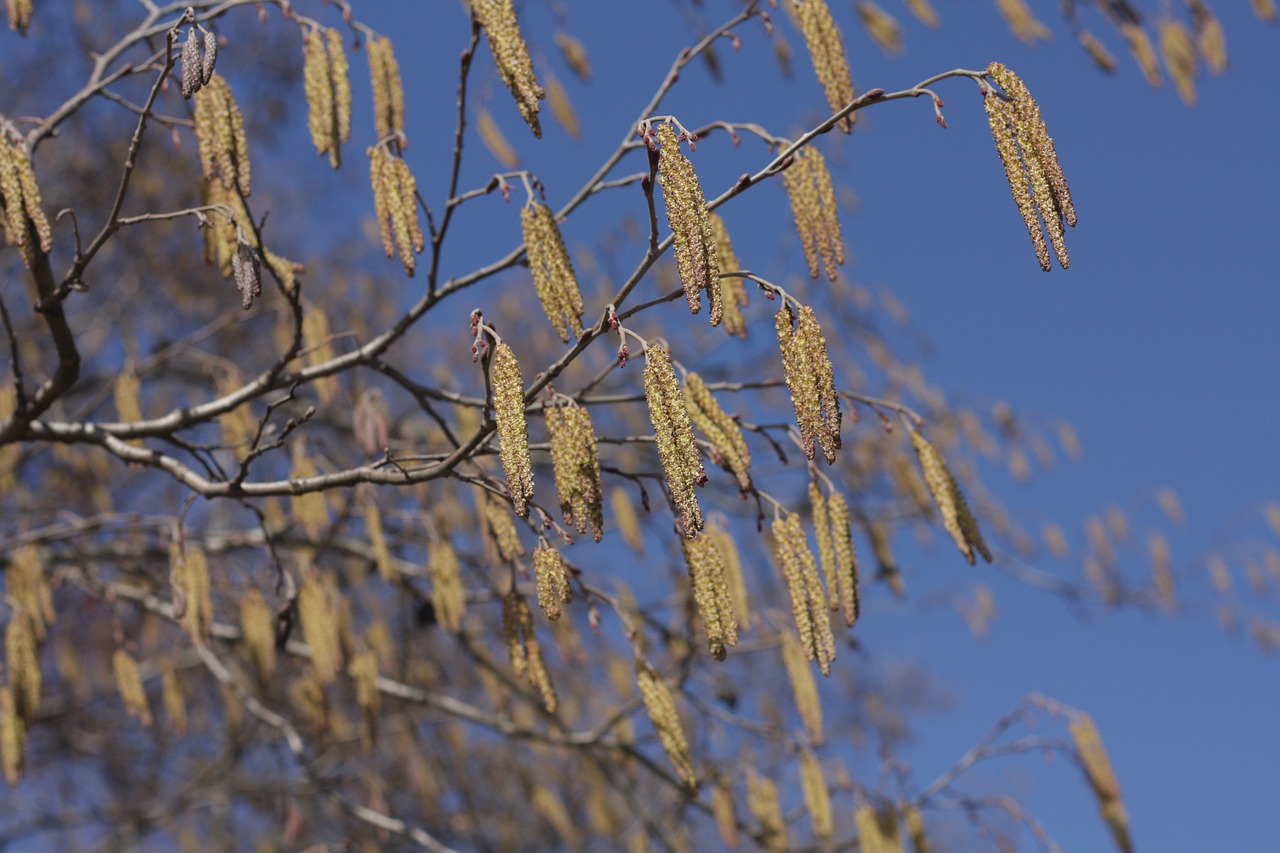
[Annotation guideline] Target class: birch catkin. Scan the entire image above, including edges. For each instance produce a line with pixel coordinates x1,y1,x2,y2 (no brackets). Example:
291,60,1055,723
643,345,705,536
637,660,697,791
773,513,836,675
828,490,861,627
683,372,752,493
533,541,574,621
546,404,603,541
472,0,545,137
1070,713,1133,853
522,202,586,342
368,145,424,276
777,304,842,464
681,532,739,660
0,138,53,266
782,145,844,280
794,0,857,132
491,343,534,517
909,430,992,565
303,28,352,168
654,123,722,324
367,35,405,141
113,649,153,727
781,629,823,742
708,213,749,337
193,75,251,196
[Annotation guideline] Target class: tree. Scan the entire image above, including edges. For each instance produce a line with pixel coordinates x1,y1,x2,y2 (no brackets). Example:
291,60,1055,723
1,1,1276,850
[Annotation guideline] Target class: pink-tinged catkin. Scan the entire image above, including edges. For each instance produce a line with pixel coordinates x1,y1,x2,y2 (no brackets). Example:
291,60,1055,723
654,123,722,325
794,0,857,132
643,345,706,536
491,343,534,517
472,0,545,137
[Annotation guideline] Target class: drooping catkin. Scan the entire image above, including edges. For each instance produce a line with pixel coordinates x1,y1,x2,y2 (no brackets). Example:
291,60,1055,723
777,304,842,464
903,803,931,853
428,538,466,633
708,524,751,630
367,35,405,141
533,541,574,621
798,747,833,839
1159,19,1199,105
636,660,697,792
794,0,857,132
298,574,342,683
112,370,143,449
6,545,53,640
302,28,352,168
546,404,604,541
239,586,277,681
368,145,424,276
773,513,836,675
4,612,39,725
828,490,861,627
161,667,187,736
503,593,557,712
1070,713,1133,853
654,123,722,324
0,138,53,265
711,775,740,847
347,648,380,750
6,0,32,36
289,443,330,541
707,214,749,338
643,345,706,536
554,30,592,80
472,0,545,137
903,0,940,27
1121,22,1163,86
1192,0,1228,74
175,542,214,642
987,63,1075,229
746,768,788,852
193,74,251,196
522,202,586,342
491,343,534,518
360,487,396,582
782,144,844,280
810,482,837,603
909,430,992,565
781,629,824,742
682,532,739,660
1,685,25,785
855,800,903,853
476,105,519,167
480,487,525,561
611,486,645,552
995,0,1050,44
858,1,904,55
683,372,751,493
113,649,153,727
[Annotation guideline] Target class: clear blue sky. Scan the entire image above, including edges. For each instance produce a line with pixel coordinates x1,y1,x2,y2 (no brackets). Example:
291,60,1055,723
329,3,1280,850
335,2,1280,850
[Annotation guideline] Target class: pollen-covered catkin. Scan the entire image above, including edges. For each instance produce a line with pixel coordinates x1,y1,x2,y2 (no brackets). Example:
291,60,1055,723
368,145,424,276
655,123,722,324
777,304,842,464
546,404,604,541
773,512,836,674
0,139,53,263
7,0,32,36
707,213,749,337
533,541,574,621
503,593,558,711
910,429,991,565
522,202,585,342
709,524,751,630
683,372,752,493
983,89,1049,271
782,145,844,280
480,488,526,561
367,35,405,141
794,0,857,132
472,0,545,137
0,685,24,785
5,613,39,725
643,345,705,536
491,343,534,517
682,532,739,660
810,482,837,604
303,28,351,169
239,587,277,681
298,574,342,683
193,75,251,196
636,660,697,791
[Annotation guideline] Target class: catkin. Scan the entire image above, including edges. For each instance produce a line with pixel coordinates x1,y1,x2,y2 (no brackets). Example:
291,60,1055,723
794,0,857,132
302,28,351,168
367,35,405,141
533,541,574,621
1,685,25,785
655,123,722,323
347,649,380,750
113,649,153,727
782,144,844,280
298,574,341,683
855,801,903,853
7,0,32,36
0,139,53,265
181,28,202,99
546,404,604,541
504,593,557,712
904,803,931,853
858,1,904,55
113,369,143,448
746,769,787,851
1159,19,1199,104
909,430,992,565
777,304,842,464
239,586,277,681
428,538,466,633
1070,713,1133,853
472,0,545,137
983,87,1050,271
361,488,396,582
4,613,39,725
799,747,833,839
522,201,586,342
711,775,740,847
161,667,187,736
682,532,739,660
995,0,1050,44
810,482,837,605
480,488,526,561
176,542,214,642
683,372,752,492
611,486,645,552
636,660,697,791
368,145,424,276
781,628,824,742
1121,22,1163,87
707,214,749,337
828,490,861,626
193,74,251,196
708,525,751,630
491,343,534,517
774,513,836,675
6,545,53,640
643,345,705,536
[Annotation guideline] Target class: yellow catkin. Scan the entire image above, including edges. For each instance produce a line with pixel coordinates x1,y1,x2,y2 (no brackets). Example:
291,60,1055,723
176,542,214,642
655,123,722,323
112,369,144,449
7,0,32,36
302,30,334,163
828,491,861,627
480,488,525,561
428,538,466,633
162,667,187,736
368,145,424,276
636,660,696,791
0,140,51,259
682,532,739,660
472,0,545,137
289,444,330,541
810,482,837,604
782,145,844,280
298,574,341,684
988,62,1075,234
1078,30,1118,73
683,372,752,492
1159,19,1199,105
707,214,749,338
193,74,251,196
858,1,904,55
300,300,338,405
611,486,645,552
367,35,405,141
554,30,592,80
491,343,534,517
781,629,824,742
1250,0,1277,22
710,774,740,847
360,488,396,582
544,74,580,140
904,0,940,27
239,586,277,681
348,648,380,750
1,685,25,785
995,0,1050,44
504,593,557,711
475,105,520,168
799,747,833,839
1070,713,1133,853
856,801,904,853
546,404,604,541
708,525,751,631
794,0,857,132
6,545,53,640
113,649,153,727
777,304,842,464
904,803,931,853
522,201,586,342
1122,22,1163,87
290,672,330,734
1148,532,1177,612
983,87,1052,271
909,430,992,565
213,365,256,450
746,769,787,851
643,345,705,536
533,541,574,621
4,613,39,725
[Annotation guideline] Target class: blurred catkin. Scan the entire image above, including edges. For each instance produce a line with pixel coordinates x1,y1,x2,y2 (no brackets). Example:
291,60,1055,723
303,28,352,168
113,649,153,727
368,145,424,276
367,35,405,141
773,512,836,675
799,747,833,839
781,629,823,743
504,593,557,711
1070,713,1133,853
546,404,603,541
636,660,697,791
7,0,32,35
828,490,861,626
533,541,574,621
747,768,788,851
429,538,466,633
707,213,749,337
681,532,739,660
909,430,991,565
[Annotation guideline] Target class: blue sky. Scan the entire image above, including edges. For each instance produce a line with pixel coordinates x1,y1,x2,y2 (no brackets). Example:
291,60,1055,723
337,2,1280,850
